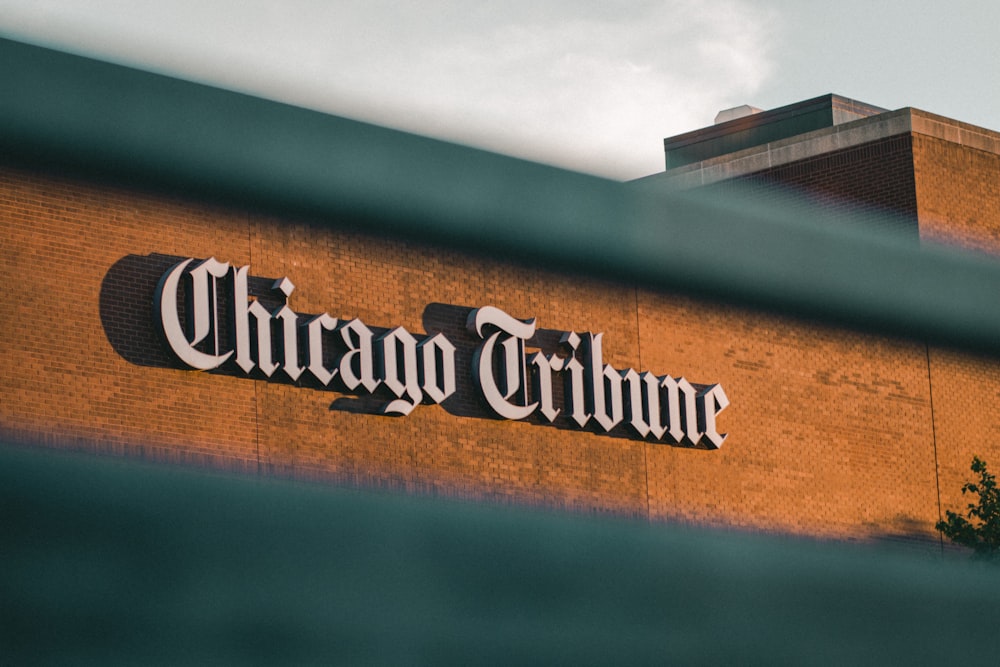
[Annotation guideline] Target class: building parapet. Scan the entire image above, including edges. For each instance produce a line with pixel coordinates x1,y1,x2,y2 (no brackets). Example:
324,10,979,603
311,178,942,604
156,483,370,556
641,107,1000,191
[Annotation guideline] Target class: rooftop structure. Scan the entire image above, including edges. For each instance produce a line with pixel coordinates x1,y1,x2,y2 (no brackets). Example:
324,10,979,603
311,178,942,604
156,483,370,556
639,93,1000,250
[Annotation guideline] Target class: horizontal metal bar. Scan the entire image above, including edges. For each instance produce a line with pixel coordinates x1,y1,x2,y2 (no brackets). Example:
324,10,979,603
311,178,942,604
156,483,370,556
2,35,1000,356
2,443,999,664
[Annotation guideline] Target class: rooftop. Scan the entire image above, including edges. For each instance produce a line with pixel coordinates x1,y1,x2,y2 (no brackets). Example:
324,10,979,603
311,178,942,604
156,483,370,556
638,96,1000,190
664,94,887,169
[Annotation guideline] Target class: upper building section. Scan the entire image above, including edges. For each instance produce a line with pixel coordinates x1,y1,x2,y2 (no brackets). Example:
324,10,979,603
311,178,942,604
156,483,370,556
641,92,1000,256
664,94,887,169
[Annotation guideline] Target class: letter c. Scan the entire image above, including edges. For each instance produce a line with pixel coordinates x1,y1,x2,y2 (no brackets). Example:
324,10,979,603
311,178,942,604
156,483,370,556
154,258,233,370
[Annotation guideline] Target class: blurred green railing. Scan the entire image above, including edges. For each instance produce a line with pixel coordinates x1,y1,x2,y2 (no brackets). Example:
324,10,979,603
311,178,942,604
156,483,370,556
3,443,1000,665
3,35,1000,664
3,36,1000,355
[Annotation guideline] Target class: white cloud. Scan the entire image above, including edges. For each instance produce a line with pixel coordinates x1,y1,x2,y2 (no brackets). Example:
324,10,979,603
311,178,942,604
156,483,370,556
0,0,779,179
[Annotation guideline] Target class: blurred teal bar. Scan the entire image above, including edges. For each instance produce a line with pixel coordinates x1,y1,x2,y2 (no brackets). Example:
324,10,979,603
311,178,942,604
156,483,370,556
2,35,1000,356
2,443,999,664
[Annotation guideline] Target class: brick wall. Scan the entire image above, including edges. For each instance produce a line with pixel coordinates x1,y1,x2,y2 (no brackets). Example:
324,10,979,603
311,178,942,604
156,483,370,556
1,144,998,547
723,134,920,238
914,133,1000,253
913,134,1000,525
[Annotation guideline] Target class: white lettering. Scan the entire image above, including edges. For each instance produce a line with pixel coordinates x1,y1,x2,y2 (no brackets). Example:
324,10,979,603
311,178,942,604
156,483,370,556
377,326,422,416
306,313,339,385
698,384,730,449
339,318,379,393
583,333,623,432
529,351,563,423
154,258,233,370
419,333,457,404
560,332,589,427
468,306,538,420
153,260,728,446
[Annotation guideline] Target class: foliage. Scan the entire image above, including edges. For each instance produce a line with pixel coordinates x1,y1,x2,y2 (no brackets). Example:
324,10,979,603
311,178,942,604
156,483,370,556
936,456,1000,559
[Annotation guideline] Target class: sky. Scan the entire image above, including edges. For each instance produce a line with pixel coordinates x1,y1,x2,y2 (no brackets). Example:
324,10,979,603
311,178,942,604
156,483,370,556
1,1,997,180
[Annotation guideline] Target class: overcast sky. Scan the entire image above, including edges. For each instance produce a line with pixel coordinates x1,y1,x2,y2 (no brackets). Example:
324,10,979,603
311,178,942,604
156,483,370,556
1,1,997,180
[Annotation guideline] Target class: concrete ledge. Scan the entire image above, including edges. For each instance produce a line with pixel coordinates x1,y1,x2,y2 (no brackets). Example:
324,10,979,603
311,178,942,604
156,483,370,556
642,108,999,190
644,110,914,188
911,109,1000,155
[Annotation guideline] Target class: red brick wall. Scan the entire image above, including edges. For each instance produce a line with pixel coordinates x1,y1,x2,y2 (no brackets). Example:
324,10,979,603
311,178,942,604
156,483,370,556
637,292,939,538
926,348,1000,533
914,133,1000,253
722,134,920,238
0,167,259,472
1,146,997,546
913,134,1000,525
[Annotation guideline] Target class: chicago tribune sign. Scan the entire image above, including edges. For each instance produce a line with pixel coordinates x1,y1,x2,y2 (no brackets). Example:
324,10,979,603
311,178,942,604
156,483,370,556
155,257,730,448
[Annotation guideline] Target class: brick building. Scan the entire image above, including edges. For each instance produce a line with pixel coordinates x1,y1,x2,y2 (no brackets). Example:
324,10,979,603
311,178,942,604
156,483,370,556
3,40,1000,548
636,95,1000,543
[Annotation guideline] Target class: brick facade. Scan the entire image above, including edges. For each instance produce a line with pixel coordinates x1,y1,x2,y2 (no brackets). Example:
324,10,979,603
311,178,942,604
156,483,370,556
913,128,1000,532
727,134,920,237
2,107,999,547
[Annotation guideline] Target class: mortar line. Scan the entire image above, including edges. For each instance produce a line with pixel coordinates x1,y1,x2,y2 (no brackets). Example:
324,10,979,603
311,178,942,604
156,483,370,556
925,342,944,555
635,286,650,522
